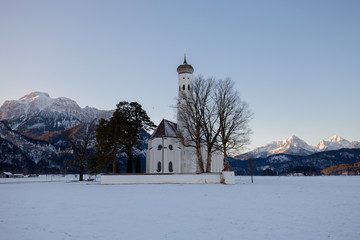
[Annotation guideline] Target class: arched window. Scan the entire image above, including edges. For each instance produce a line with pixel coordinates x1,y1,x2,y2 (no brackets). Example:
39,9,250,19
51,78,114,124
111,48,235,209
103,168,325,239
188,84,190,90
182,84,185,91
157,162,161,173
169,161,174,173
187,77,189,79
179,86,181,91
183,77,185,79
169,144,173,150
157,145,162,150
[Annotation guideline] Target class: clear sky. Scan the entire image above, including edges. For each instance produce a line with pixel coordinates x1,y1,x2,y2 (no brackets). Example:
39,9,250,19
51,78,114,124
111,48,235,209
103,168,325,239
1,0,359,151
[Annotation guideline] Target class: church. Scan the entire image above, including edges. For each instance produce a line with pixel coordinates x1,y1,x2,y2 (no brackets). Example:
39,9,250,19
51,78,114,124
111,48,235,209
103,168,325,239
146,55,224,174
102,55,235,184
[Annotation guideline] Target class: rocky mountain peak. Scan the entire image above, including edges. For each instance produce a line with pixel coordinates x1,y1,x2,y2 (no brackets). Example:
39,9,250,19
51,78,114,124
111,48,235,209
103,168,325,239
0,92,113,138
329,135,346,143
19,92,50,101
316,136,357,151
236,135,359,160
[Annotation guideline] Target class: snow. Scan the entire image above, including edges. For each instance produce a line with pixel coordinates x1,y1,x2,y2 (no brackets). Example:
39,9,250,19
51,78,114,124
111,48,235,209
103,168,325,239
1,176,359,240
267,155,291,163
317,136,359,151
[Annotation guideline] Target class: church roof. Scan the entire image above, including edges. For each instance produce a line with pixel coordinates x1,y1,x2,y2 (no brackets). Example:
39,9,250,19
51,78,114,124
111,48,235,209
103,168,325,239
177,55,194,74
150,119,177,139
222,164,234,172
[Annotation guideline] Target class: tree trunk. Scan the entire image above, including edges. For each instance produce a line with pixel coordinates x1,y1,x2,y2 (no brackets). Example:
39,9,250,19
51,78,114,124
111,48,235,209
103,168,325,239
206,146,212,173
112,149,117,173
196,143,205,173
126,149,133,173
135,157,141,173
249,158,255,183
79,157,84,181
223,144,228,168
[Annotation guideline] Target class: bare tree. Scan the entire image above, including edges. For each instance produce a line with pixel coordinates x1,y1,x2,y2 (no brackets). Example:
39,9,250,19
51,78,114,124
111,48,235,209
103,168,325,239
177,76,209,173
66,121,97,181
215,78,253,168
199,77,222,172
178,76,253,173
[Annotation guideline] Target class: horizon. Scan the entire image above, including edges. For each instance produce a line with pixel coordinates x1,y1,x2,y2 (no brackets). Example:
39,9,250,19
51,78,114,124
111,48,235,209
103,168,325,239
1,0,359,150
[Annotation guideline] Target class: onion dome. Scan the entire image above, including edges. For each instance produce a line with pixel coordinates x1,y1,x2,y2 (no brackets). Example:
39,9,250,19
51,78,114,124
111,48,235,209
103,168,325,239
177,55,194,74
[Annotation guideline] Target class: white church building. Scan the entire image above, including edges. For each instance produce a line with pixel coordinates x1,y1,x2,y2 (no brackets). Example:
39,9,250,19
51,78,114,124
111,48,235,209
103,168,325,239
101,55,235,185
146,56,224,174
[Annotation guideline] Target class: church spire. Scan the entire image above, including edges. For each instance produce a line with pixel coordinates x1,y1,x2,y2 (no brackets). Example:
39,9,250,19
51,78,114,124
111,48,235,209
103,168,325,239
177,53,194,74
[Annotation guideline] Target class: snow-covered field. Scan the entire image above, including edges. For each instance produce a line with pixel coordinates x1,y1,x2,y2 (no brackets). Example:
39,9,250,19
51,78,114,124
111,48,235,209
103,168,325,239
1,176,359,240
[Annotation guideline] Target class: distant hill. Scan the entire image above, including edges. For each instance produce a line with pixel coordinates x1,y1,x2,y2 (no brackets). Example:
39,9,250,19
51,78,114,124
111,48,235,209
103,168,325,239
321,162,360,175
229,148,360,175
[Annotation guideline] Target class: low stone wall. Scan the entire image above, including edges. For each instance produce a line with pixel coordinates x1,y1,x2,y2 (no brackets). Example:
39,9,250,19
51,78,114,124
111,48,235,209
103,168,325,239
101,172,235,185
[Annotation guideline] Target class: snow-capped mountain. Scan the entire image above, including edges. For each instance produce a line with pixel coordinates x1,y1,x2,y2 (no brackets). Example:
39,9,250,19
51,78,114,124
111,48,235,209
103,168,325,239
236,135,359,160
237,136,317,159
0,92,112,138
316,136,360,151
0,121,58,165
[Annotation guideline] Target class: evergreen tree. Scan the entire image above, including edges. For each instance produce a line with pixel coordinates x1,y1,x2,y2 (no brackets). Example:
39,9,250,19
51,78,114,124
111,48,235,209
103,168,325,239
96,101,156,173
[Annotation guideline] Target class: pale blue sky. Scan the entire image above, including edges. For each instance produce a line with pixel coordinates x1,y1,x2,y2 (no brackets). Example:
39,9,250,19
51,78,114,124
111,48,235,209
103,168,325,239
1,0,359,150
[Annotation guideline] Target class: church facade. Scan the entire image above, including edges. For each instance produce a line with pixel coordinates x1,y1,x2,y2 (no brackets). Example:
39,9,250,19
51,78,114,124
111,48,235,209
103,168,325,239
146,56,224,174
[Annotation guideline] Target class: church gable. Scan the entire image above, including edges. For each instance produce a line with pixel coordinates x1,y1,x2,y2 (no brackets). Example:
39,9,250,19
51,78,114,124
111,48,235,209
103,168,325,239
150,119,177,139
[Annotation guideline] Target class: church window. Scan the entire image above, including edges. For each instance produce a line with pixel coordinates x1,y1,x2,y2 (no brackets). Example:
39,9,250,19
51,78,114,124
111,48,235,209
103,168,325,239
179,86,181,91
157,162,161,172
157,145,162,150
187,77,189,79
169,161,174,172
169,144,173,150
183,77,185,79
182,84,185,90
188,84,190,90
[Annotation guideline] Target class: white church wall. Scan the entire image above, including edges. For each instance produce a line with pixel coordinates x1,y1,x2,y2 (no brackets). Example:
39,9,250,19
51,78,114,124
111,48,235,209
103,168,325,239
182,146,197,173
148,138,162,173
221,171,235,185
101,173,223,185
163,138,181,173
146,148,150,173
147,137,182,174
195,145,224,173
211,150,224,173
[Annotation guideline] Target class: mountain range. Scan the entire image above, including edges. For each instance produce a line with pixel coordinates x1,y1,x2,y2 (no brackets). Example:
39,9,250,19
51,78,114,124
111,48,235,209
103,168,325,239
0,92,112,173
0,91,359,174
236,135,360,160
0,92,112,138
229,148,360,175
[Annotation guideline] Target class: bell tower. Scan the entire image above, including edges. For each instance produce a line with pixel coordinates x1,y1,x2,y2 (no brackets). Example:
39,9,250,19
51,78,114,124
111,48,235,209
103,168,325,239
177,53,194,100
177,53,194,127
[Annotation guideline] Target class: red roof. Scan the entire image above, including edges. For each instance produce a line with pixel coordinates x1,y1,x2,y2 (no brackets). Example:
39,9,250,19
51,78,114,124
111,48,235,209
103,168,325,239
222,164,234,172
